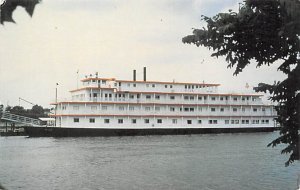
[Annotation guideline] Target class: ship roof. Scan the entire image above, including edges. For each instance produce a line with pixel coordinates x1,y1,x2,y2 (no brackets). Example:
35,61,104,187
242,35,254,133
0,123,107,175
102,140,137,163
81,77,220,86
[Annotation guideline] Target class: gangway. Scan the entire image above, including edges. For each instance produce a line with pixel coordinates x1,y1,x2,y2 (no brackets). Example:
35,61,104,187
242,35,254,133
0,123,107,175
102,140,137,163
0,105,42,127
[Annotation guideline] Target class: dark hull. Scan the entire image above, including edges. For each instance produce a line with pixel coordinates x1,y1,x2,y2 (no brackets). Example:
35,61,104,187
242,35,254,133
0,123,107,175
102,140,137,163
24,126,276,137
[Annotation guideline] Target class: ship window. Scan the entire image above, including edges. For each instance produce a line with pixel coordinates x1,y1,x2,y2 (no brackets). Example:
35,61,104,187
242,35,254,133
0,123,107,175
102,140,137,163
137,94,140,99
104,94,108,98
155,95,160,100
220,97,224,101
155,107,160,111
184,96,189,100
170,96,175,100
225,120,229,124
247,97,249,100
198,120,202,124
127,83,130,87
157,119,162,124
172,119,177,124
246,120,249,124
266,120,269,124
252,97,256,101
146,84,149,87
190,108,194,112
198,96,202,100
242,120,245,124
233,97,238,101
233,108,238,112
130,95,134,99
129,106,134,111
242,97,245,101
74,118,79,123
170,85,173,88
165,85,168,88
152,84,155,87
93,93,97,97
198,107,202,112
146,95,151,99
104,119,110,124
185,85,187,89
235,120,239,124
211,97,216,101
242,108,245,112
220,108,224,112
73,106,79,110
91,106,97,111
209,120,213,124
131,119,137,124
184,107,189,112
190,96,194,100
102,106,107,110
145,107,151,111
144,119,149,124
211,108,216,112
89,118,95,123
102,80,106,84
118,82,121,86
262,107,265,111
170,107,175,112
133,84,136,87
187,120,192,124
253,108,258,112
118,119,123,124
119,106,125,111
261,120,265,124
109,94,112,98
213,120,218,124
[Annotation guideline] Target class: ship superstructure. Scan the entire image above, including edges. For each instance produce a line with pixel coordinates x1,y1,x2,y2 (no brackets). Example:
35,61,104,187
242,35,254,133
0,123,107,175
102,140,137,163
52,68,276,131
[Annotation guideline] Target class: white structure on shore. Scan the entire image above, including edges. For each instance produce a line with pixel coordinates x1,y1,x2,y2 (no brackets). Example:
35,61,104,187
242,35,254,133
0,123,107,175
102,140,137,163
52,68,276,130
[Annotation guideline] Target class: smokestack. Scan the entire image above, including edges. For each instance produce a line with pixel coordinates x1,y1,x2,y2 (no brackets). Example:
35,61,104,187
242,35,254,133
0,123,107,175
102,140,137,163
143,67,146,81
133,70,136,81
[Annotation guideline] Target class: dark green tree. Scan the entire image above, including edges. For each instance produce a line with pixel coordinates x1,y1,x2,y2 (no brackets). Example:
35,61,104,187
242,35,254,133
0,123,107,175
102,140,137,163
183,0,300,166
0,0,41,24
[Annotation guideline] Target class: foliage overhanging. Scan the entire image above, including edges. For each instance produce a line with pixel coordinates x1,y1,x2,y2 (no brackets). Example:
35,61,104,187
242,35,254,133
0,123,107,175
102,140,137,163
183,0,300,166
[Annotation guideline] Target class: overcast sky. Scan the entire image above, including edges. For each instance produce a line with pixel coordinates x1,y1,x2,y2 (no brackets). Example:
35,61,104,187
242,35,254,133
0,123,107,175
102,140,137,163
0,0,285,108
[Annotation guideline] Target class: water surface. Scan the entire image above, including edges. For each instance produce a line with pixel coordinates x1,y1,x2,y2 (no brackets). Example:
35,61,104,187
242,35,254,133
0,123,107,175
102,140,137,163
0,132,299,190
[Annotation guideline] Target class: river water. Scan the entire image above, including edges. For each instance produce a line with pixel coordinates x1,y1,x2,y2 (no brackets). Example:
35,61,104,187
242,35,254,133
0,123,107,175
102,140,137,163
0,132,299,190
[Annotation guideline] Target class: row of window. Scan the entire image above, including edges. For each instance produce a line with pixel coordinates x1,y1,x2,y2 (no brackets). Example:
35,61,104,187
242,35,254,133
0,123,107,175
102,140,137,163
84,93,259,102
73,118,270,125
71,105,268,112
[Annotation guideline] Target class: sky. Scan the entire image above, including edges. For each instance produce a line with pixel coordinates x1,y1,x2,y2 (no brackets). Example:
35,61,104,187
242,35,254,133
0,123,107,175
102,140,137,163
0,0,286,108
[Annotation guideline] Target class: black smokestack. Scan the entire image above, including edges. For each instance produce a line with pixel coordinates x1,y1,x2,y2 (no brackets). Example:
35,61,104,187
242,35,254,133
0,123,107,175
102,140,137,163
133,70,136,81
143,67,146,81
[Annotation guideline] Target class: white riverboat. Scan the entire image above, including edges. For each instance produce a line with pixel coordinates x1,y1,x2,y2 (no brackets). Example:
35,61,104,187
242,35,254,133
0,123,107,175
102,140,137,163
25,67,277,137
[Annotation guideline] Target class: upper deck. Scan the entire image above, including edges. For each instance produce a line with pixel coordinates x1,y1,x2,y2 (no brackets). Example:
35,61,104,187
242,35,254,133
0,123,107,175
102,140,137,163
73,77,220,94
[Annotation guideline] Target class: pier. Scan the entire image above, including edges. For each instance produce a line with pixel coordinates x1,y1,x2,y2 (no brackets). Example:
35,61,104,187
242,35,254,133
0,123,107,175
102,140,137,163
0,105,42,136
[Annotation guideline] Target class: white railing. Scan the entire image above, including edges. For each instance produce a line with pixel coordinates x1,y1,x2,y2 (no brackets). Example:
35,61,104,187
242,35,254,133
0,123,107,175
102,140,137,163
0,112,41,126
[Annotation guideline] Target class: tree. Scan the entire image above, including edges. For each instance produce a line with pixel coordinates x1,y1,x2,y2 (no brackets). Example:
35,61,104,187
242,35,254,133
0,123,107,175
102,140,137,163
182,0,300,166
0,0,40,24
